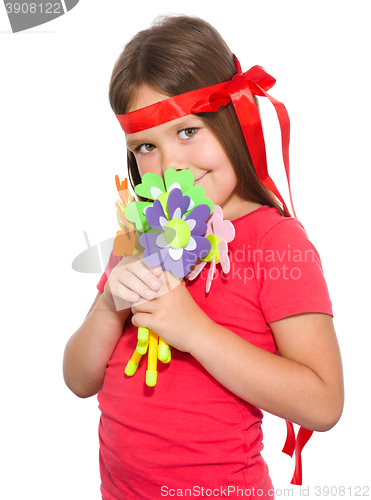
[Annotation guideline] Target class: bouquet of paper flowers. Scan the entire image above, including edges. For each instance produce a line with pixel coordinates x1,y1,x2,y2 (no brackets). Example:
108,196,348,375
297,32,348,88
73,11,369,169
112,169,235,386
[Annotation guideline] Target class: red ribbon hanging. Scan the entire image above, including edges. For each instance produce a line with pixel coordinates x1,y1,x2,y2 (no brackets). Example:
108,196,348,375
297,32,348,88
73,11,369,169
115,56,296,218
283,421,313,485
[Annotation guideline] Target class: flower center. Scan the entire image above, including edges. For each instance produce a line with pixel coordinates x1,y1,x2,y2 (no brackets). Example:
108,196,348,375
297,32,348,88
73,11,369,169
204,234,221,263
164,219,191,249
156,192,170,218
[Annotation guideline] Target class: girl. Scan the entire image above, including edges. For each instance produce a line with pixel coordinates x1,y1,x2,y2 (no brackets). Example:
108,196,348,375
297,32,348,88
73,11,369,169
63,15,344,500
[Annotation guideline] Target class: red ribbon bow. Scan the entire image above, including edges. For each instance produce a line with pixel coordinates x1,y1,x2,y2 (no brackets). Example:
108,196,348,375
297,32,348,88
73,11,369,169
116,56,295,216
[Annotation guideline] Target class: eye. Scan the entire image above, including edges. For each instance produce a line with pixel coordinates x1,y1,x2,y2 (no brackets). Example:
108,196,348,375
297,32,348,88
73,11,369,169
138,143,155,154
178,128,197,139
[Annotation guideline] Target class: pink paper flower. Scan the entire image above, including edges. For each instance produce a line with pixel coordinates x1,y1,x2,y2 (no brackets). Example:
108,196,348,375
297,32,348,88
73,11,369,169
188,205,235,292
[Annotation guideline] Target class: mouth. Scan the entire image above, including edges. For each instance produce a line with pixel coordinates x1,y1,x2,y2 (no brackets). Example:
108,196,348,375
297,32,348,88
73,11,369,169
194,172,209,184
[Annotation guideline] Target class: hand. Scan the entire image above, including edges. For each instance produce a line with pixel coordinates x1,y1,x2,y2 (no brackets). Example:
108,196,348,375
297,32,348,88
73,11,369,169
131,271,212,354
103,253,163,313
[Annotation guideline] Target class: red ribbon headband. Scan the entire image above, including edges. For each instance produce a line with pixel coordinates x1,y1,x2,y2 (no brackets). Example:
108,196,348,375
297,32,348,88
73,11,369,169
116,56,296,218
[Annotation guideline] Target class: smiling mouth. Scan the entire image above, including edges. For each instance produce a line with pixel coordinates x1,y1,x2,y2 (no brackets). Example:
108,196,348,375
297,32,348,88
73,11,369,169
194,172,209,184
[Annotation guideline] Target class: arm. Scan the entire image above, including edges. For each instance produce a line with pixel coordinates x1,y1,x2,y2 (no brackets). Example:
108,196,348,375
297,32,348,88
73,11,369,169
63,254,163,398
190,312,344,432
63,291,130,398
131,276,344,432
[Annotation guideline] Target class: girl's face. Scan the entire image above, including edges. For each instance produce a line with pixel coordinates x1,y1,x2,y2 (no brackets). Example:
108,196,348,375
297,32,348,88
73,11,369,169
126,86,259,220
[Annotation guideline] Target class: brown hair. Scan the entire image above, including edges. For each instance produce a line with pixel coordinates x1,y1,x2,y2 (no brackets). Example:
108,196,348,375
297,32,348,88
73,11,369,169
109,14,286,216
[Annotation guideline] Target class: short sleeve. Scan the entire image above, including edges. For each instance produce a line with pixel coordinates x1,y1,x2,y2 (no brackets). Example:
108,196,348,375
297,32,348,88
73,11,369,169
257,219,333,323
96,251,123,294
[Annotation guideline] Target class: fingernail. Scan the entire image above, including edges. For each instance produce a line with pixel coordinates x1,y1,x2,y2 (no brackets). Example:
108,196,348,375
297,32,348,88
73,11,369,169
146,289,154,297
150,280,159,288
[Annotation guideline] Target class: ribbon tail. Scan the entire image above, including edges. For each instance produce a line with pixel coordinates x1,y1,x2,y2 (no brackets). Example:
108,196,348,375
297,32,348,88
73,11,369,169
256,85,297,218
290,426,313,486
282,420,296,457
229,78,292,217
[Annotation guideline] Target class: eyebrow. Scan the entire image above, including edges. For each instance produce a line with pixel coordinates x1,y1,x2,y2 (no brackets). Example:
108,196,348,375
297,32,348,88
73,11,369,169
125,116,202,150
125,136,146,151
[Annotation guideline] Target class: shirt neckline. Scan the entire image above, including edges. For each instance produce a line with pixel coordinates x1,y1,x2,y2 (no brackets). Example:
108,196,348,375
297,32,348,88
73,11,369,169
230,205,274,224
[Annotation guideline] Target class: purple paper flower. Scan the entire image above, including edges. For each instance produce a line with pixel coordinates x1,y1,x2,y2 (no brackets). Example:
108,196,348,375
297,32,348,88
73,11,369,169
139,188,211,278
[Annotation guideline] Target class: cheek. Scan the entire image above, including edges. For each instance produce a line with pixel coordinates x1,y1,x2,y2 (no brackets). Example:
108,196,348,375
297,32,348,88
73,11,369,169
208,152,238,187
200,141,236,182
205,170,238,205
135,155,158,178
137,164,146,177
197,139,225,166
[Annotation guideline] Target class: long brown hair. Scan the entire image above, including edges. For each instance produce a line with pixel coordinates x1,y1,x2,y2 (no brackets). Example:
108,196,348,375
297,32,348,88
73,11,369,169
109,14,286,216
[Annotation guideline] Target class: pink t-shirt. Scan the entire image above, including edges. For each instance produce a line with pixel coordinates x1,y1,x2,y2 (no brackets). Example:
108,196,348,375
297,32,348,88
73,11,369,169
96,206,332,500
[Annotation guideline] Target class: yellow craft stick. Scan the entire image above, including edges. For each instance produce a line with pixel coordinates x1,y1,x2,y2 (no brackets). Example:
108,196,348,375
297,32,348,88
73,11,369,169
136,327,150,355
146,330,158,387
125,327,149,378
125,349,142,377
158,337,171,363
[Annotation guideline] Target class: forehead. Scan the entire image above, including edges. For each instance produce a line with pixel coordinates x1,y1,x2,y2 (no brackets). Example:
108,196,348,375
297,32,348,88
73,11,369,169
126,85,205,142
129,85,169,113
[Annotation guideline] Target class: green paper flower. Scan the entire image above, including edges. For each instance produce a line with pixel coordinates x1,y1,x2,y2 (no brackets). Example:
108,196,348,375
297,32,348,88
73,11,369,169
124,201,152,233
124,169,214,233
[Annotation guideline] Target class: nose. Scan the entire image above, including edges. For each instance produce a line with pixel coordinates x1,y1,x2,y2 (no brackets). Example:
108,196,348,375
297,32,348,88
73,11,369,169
160,149,188,174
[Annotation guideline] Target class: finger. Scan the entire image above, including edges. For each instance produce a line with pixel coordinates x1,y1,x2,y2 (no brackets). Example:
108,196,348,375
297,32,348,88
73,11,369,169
131,299,156,315
113,257,161,301
130,252,163,279
126,258,162,292
153,271,182,298
109,278,141,306
146,263,163,277
132,311,153,329
115,269,158,301
120,252,162,284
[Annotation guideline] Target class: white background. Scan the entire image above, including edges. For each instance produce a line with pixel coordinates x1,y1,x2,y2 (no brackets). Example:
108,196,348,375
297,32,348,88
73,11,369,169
1,1,370,498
